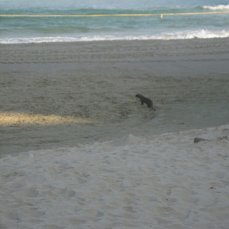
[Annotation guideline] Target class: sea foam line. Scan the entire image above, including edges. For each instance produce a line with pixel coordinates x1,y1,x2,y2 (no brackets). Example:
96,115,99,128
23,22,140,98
0,29,229,44
202,4,229,10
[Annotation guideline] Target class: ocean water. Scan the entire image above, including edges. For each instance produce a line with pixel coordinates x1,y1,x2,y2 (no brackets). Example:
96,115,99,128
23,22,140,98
0,0,229,43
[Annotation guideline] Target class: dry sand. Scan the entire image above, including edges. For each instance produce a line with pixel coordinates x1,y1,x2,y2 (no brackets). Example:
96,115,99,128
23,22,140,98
0,125,229,229
0,38,229,155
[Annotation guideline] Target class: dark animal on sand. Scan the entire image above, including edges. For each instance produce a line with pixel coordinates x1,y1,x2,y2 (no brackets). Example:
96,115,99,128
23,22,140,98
136,94,155,110
193,137,207,143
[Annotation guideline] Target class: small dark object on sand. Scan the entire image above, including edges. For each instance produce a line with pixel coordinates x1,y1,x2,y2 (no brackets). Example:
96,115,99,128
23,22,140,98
136,94,155,110
194,137,207,143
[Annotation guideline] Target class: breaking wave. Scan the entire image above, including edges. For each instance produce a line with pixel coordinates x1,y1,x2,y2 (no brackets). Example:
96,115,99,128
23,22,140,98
202,5,229,10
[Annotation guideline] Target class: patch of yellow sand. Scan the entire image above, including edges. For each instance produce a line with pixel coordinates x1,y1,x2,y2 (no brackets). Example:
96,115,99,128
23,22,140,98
0,112,94,126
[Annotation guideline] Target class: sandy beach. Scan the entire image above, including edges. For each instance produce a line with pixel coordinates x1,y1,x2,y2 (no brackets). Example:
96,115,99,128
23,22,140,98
0,125,229,229
0,38,229,228
1,38,229,155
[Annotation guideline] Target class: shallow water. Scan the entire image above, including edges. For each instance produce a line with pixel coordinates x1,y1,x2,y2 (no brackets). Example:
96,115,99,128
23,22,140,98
0,0,229,43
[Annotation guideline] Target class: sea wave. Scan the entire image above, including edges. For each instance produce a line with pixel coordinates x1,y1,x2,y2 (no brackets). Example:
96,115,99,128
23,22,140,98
1,29,229,44
202,4,229,10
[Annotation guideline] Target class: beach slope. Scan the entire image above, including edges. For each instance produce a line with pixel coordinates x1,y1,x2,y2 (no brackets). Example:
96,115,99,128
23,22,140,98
0,125,229,228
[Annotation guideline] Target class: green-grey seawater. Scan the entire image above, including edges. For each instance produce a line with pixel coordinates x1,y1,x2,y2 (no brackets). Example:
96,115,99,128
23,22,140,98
0,1,229,43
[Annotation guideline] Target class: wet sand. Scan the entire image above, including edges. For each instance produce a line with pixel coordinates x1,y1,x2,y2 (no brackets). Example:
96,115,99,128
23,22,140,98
0,38,229,155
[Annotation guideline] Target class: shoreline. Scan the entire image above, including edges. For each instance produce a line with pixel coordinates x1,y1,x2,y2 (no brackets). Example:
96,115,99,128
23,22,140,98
0,29,229,44
0,37,229,155
1,36,229,47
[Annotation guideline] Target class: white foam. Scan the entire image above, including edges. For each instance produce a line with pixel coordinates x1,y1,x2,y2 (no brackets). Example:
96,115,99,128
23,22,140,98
202,4,229,10
1,29,229,44
158,29,229,39
1,125,229,228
